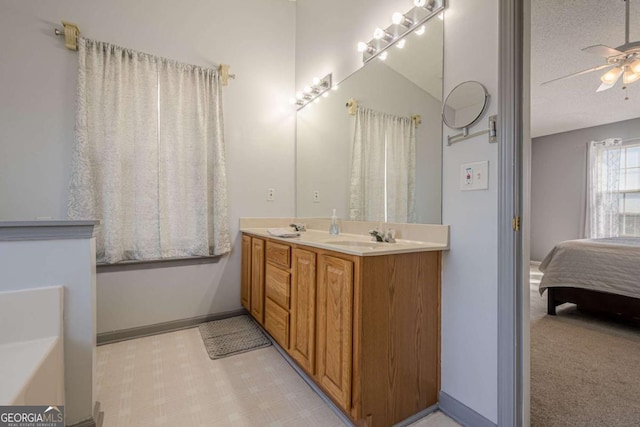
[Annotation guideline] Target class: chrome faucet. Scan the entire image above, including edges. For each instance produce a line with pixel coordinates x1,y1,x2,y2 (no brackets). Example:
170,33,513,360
369,228,396,243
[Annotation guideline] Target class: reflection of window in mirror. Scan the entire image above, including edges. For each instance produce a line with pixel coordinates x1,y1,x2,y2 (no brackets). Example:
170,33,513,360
295,16,443,224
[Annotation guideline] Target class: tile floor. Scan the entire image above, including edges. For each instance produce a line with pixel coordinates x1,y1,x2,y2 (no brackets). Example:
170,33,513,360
96,327,460,427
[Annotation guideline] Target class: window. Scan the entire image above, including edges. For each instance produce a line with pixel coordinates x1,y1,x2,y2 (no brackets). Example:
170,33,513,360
618,144,640,236
68,38,231,264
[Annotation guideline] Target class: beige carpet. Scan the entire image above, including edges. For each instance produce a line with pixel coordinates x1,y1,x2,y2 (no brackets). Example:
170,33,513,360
530,264,640,426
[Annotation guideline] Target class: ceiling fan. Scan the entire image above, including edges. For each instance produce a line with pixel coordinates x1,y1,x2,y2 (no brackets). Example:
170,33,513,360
542,0,640,92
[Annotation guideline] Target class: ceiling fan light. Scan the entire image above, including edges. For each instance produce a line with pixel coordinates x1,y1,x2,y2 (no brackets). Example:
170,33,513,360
600,67,623,84
623,69,640,84
631,59,640,74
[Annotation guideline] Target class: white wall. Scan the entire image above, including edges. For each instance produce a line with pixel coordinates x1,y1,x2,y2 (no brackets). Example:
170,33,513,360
0,0,296,333
530,117,640,261
296,0,499,422
440,1,498,422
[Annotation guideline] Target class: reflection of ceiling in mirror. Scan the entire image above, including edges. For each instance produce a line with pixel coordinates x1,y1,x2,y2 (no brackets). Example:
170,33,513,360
382,18,443,101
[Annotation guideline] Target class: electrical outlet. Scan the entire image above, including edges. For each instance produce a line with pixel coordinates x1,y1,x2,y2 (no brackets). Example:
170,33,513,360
460,161,489,191
267,188,276,201
313,190,320,203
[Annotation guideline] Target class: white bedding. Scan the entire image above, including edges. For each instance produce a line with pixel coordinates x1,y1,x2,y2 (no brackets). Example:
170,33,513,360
539,237,640,299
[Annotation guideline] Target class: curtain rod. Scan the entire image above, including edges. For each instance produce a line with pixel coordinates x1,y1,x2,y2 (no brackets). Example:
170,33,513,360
345,98,421,127
54,21,236,86
593,136,640,146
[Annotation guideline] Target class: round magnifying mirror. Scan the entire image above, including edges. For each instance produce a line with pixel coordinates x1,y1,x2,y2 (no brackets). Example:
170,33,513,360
442,81,489,134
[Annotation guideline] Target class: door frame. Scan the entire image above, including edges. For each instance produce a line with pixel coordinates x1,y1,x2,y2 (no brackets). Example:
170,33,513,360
497,0,529,425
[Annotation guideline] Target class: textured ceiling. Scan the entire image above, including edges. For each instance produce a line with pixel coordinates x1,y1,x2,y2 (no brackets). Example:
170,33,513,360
531,0,640,137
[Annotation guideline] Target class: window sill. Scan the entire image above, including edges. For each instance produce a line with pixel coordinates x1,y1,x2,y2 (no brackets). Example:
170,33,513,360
96,255,221,273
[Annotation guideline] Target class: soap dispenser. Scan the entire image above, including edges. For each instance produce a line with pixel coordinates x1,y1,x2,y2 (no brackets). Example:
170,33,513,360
329,209,340,236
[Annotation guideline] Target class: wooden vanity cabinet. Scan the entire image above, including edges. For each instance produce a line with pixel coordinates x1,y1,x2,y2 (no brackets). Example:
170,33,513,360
263,241,292,349
250,238,265,324
240,235,252,311
290,248,317,374
242,233,441,427
316,253,354,411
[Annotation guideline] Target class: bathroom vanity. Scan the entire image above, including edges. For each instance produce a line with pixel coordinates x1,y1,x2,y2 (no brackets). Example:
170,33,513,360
240,221,448,427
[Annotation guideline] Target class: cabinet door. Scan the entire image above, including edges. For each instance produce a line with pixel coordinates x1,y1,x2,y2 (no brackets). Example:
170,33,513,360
250,238,265,324
240,235,252,311
290,249,317,373
316,254,353,411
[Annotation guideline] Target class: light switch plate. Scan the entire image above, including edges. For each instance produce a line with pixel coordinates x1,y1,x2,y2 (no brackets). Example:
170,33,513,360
460,161,489,191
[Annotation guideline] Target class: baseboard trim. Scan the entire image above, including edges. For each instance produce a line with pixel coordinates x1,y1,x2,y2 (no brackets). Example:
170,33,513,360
264,328,355,427
97,309,247,345
395,403,439,426
68,416,96,427
263,322,439,427
93,401,103,427
438,391,497,427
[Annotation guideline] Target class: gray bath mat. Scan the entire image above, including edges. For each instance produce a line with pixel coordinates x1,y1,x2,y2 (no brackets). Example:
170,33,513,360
198,315,271,359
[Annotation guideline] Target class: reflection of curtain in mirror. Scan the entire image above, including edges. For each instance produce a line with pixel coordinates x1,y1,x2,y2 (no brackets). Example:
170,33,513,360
349,107,416,223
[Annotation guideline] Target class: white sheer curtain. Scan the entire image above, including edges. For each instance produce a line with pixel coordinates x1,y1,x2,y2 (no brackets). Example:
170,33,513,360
349,107,416,223
68,37,230,263
585,138,622,238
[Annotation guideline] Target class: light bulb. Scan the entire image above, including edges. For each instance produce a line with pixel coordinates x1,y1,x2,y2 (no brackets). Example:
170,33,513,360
332,85,339,91
391,12,404,25
379,51,388,61
396,39,406,49
415,25,426,36
631,59,640,74
303,85,312,93
601,67,623,84
312,77,320,85
296,92,304,100
357,42,368,52
373,28,386,40
623,69,640,84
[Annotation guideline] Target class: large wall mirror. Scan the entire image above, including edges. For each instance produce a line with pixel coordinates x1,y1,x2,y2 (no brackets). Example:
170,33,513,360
295,16,443,224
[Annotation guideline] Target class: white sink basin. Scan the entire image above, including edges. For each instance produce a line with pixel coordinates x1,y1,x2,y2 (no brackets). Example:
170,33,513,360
327,240,385,249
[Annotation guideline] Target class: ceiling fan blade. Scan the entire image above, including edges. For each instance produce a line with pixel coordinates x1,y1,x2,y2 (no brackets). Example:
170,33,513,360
541,63,614,85
582,44,625,58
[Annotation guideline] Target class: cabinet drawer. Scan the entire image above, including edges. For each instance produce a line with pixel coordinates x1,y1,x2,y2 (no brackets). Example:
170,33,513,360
265,299,290,349
266,241,291,268
265,264,291,310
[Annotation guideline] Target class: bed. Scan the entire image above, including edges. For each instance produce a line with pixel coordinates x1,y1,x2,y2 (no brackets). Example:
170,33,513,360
539,237,640,318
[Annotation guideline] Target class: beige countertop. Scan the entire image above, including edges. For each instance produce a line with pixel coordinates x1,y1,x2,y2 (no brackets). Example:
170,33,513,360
240,228,449,256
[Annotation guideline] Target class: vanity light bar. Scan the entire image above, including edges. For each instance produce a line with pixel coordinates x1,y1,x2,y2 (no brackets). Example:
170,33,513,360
291,73,332,109
357,0,445,63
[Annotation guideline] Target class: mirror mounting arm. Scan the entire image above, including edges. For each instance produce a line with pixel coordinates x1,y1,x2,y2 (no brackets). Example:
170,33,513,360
447,115,498,146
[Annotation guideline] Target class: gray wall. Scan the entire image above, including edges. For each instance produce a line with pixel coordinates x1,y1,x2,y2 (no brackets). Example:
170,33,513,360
0,0,296,334
531,117,640,261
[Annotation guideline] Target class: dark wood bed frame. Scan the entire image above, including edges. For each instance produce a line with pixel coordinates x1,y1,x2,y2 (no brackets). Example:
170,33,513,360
547,287,640,319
